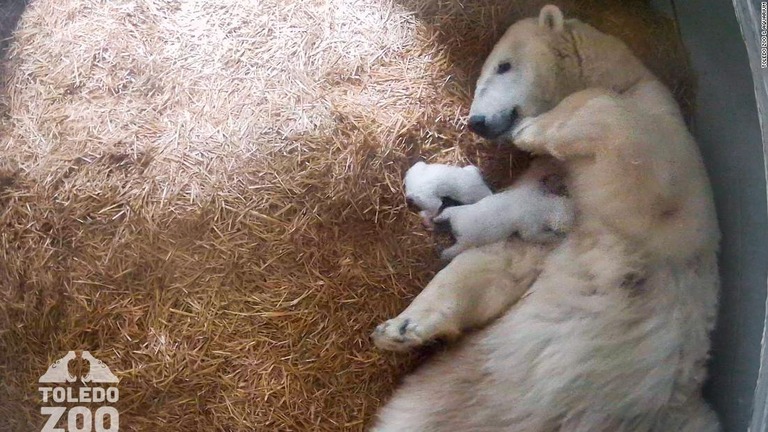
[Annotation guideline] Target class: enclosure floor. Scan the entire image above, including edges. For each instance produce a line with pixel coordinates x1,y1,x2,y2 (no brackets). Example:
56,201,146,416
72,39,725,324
0,0,691,430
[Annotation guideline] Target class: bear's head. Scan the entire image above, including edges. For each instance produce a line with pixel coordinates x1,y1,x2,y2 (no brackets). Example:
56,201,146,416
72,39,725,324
468,5,578,139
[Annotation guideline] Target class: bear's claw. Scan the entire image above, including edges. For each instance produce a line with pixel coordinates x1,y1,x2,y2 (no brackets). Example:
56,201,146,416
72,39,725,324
372,317,425,352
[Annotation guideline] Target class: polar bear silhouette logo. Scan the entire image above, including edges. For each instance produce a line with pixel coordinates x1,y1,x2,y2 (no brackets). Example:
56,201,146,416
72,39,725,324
80,351,119,384
38,351,78,383
38,351,119,384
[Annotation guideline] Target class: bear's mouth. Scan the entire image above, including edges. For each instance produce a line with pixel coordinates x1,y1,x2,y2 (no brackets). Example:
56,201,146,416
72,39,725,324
499,106,522,136
494,120,519,139
487,117,522,142
468,107,520,140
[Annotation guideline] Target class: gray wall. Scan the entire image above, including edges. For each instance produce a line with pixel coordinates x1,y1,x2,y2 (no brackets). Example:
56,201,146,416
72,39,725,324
653,0,768,430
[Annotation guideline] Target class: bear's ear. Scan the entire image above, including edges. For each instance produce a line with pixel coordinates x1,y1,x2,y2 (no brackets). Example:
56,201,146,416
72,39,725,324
538,5,564,33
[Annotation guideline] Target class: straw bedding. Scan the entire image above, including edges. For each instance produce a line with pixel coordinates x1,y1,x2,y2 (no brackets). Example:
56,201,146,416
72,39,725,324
0,0,691,430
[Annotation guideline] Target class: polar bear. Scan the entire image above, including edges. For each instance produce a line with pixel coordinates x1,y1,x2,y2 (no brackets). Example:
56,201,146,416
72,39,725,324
370,5,720,432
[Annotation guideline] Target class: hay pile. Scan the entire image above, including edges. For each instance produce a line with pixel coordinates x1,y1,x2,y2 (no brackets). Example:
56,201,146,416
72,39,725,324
0,0,690,430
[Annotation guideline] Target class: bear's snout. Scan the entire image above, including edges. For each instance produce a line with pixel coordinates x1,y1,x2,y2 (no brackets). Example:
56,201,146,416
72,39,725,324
468,115,488,136
468,107,520,139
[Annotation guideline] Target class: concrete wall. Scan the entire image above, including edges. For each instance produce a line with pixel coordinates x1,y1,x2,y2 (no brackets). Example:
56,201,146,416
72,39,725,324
652,0,768,430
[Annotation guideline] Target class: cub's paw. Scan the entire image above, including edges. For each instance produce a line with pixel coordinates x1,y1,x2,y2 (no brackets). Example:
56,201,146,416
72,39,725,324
432,208,468,261
438,244,465,261
371,317,427,352
432,205,470,240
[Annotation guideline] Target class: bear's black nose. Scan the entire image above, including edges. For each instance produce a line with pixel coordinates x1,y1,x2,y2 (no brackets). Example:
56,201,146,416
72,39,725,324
468,115,488,136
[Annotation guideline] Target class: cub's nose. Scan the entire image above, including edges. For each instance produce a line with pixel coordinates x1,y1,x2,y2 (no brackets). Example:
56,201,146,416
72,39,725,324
468,115,488,136
405,195,418,211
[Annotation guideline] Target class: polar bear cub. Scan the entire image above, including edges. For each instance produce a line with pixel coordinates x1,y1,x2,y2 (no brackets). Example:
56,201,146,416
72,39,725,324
404,161,492,224
434,157,574,260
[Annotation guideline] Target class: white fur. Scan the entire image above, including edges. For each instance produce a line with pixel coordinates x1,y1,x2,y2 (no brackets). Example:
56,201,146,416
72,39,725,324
372,239,554,351
538,5,564,32
434,158,574,260
404,161,492,223
372,5,720,431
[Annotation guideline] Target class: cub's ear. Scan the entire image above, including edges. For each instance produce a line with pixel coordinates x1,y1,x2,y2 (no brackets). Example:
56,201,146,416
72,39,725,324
538,5,564,32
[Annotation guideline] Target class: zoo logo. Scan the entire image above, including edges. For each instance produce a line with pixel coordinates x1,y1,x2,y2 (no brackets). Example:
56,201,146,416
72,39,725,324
38,351,120,432
761,2,768,68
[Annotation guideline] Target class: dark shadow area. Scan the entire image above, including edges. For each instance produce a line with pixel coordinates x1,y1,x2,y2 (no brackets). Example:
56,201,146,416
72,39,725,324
0,0,27,59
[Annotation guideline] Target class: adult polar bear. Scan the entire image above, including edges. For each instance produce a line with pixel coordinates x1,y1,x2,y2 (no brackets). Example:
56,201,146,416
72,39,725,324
371,5,720,432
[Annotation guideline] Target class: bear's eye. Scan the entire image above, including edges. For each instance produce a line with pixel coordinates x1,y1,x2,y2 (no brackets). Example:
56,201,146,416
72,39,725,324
496,62,512,74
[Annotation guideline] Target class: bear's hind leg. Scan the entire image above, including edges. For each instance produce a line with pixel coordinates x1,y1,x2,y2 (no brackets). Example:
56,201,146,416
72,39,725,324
372,240,548,351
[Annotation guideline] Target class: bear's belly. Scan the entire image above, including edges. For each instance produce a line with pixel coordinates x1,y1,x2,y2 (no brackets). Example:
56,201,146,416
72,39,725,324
465,238,718,426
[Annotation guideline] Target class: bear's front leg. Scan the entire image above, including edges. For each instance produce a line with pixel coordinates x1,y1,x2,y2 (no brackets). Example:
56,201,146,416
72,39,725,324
372,240,548,351
511,88,626,158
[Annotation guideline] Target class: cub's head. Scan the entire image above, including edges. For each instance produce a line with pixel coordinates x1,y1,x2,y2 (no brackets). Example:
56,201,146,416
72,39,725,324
469,5,575,139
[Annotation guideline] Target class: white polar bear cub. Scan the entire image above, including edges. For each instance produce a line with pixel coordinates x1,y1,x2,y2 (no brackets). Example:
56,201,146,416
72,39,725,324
434,157,574,260
371,5,720,432
404,161,492,225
